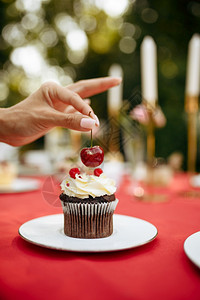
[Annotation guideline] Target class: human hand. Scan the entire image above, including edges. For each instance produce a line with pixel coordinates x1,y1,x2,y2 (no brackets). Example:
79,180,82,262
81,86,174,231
0,77,121,146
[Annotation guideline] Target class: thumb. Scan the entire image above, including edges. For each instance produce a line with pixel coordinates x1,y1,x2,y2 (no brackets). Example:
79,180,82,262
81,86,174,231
47,111,99,131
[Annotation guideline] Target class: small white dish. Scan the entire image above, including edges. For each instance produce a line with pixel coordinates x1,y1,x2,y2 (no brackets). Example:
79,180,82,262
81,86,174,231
184,231,200,268
190,174,200,187
19,214,158,253
0,178,40,193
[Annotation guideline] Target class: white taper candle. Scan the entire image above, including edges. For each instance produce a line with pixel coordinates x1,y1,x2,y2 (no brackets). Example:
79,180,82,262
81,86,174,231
108,64,123,116
185,34,200,96
141,36,158,106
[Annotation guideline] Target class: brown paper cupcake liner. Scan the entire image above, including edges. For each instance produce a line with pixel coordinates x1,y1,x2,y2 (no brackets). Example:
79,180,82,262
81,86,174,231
61,199,118,239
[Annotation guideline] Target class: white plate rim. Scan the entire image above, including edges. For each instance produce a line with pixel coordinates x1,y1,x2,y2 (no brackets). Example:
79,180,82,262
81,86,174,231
18,214,158,253
0,178,40,193
184,231,200,268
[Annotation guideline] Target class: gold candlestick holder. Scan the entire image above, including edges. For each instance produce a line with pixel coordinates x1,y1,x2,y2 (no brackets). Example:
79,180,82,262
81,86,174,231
185,95,199,173
129,101,171,202
107,113,124,161
108,114,120,153
147,111,155,163
70,130,81,153
143,101,156,163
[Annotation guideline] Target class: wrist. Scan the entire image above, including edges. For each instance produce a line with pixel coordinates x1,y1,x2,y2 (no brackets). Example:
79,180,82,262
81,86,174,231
0,108,10,144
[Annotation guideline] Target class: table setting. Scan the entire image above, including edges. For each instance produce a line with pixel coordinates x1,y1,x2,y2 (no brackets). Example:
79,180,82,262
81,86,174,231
0,167,200,300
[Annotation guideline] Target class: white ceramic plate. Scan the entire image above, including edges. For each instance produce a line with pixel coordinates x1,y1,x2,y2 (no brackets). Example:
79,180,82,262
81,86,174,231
0,178,40,193
184,231,200,268
19,214,158,252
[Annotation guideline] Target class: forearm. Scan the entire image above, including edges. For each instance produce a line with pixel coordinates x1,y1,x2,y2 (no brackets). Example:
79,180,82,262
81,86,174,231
0,107,32,146
0,105,48,146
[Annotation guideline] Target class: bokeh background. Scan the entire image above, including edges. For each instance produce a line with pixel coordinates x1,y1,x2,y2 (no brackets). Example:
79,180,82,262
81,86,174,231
0,0,200,170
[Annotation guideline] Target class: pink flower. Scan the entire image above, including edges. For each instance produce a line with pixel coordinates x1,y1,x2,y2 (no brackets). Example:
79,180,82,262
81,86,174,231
130,104,166,128
130,105,149,125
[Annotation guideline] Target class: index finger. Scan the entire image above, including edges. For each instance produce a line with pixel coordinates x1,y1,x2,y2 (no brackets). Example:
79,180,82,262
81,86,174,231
67,77,122,99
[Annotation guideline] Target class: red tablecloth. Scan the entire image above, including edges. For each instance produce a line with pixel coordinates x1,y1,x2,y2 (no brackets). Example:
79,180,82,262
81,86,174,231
0,173,200,300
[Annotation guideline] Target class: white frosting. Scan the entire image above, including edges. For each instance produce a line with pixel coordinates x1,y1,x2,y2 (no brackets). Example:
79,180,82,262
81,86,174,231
60,173,116,199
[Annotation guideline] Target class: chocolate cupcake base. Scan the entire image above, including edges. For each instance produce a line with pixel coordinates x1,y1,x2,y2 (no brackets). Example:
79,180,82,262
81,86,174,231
60,199,118,239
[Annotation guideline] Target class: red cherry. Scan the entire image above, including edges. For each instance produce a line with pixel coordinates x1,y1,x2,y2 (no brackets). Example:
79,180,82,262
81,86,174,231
80,146,104,168
94,168,103,177
69,168,80,179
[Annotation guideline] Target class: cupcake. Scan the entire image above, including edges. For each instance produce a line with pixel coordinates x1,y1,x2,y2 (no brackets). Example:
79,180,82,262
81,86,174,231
59,167,118,239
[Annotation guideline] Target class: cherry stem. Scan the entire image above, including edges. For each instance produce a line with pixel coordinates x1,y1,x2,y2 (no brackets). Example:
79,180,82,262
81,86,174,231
91,129,93,147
